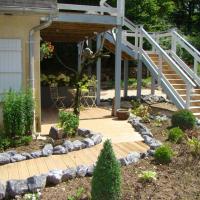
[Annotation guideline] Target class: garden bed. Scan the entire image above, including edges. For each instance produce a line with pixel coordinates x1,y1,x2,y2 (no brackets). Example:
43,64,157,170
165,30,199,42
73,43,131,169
38,104,200,200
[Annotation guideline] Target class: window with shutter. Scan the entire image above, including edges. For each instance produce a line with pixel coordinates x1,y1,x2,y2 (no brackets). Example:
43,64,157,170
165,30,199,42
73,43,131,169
0,39,22,101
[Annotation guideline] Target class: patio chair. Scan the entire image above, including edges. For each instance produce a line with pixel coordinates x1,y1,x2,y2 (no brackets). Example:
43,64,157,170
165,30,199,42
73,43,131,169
81,85,97,107
49,84,66,109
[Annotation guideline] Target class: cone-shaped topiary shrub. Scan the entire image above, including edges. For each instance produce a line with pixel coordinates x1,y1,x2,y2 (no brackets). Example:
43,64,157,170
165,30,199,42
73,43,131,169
171,109,195,130
91,140,121,200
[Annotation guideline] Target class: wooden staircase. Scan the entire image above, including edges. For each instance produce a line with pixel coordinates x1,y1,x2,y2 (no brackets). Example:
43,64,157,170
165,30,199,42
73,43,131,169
148,53,200,118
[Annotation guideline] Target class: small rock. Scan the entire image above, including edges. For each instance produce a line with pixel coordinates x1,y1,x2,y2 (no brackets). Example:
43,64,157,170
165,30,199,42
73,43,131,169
0,181,6,200
147,149,155,156
6,151,17,156
6,180,28,198
27,174,47,192
47,170,63,185
82,138,94,148
31,151,42,158
10,154,26,163
72,140,82,150
42,144,53,157
21,152,33,160
63,140,74,152
53,145,67,154
0,153,10,165
143,135,162,149
49,126,63,140
62,168,76,181
76,165,88,177
86,165,94,177
91,134,102,145
78,128,90,137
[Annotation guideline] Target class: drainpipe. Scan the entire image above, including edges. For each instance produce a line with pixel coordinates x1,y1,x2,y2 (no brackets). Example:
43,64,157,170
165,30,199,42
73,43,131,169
29,16,53,133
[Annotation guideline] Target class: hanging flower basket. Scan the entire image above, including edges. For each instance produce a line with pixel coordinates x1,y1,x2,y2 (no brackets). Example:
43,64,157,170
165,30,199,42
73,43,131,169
40,41,54,61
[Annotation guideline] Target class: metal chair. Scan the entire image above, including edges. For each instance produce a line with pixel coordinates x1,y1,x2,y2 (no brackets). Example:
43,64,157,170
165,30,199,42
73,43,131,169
81,85,96,107
49,84,66,109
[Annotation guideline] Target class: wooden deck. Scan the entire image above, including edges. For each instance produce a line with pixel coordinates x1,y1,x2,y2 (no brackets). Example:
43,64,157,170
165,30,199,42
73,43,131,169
0,107,149,181
0,141,148,181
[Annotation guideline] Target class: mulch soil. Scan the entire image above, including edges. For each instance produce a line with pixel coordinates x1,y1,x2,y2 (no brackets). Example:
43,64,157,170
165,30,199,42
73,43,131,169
34,105,200,199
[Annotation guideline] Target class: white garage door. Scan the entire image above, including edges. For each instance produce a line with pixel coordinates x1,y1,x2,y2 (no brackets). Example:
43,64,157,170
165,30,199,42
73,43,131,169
0,39,22,101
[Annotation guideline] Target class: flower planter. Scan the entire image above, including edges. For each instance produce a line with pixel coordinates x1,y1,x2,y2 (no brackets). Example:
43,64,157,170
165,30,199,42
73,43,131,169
116,109,130,120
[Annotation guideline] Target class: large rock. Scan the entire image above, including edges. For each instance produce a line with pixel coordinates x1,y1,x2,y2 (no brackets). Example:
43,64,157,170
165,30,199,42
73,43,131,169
49,126,63,140
47,170,63,185
143,135,162,149
42,144,53,157
7,180,28,198
86,165,94,177
53,145,67,154
10,154,26,163
7,151,17,156
82,138,94,148
78,128,90,137
72,140,82,150
62,168,76,181
27,175,47,192
62,140,74,152
120,152,140,166
0,181,6,200
76,165,88,177
0,153,10,165
91,134,102,145
21,152,33,160
31,151,42,158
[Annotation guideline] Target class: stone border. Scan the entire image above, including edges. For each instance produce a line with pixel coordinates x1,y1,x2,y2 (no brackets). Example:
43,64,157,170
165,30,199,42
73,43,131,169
0,128,103,166
0,116,163,199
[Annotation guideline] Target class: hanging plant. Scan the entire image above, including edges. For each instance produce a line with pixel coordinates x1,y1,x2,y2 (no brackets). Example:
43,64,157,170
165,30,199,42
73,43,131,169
40,41,54,61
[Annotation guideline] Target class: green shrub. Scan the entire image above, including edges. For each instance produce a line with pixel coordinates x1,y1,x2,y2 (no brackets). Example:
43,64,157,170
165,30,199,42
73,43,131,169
0,133,11,150
187,137,200,157
58,110,79,137
138,170,157,182
91,140,121,200
3,89,34,137
20,136,33,145
168,127,184,143
171,109,195,130
154,145,173,164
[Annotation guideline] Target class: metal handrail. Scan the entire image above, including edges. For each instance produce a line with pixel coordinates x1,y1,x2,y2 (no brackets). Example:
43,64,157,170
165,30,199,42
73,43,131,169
172,31,200,58
141,28,196,88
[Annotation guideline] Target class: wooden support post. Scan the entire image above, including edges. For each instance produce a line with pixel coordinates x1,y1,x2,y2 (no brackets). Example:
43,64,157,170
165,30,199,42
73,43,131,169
137,27,143,100
77,43,82,73
88,39,92,76
151,76,156,95
124,60,128,98
96,35,101,106
114,25,122,115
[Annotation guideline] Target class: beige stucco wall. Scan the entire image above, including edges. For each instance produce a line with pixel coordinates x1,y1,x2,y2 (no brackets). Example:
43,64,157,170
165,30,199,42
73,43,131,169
0,15,42,132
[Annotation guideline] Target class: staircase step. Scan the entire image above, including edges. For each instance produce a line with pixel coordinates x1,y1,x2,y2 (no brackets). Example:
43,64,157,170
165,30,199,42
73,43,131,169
168,79,184,84
193,113,200,118
176,89,187,95
172,84,186,89
165,74,180,79
163,70,176,74
189,107,200,113
181,94,200,100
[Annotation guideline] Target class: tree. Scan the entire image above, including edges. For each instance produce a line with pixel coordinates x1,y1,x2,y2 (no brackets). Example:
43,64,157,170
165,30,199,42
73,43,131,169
91,140,121,200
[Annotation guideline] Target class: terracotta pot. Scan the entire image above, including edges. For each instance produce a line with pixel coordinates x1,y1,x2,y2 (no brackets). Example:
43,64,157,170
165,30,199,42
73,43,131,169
116,109,130,120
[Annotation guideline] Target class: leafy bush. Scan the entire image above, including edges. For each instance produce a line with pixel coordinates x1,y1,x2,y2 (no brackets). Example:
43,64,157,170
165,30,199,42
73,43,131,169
138,170,157,182
131,105,151,120
20,136,33,146
168,127,184,143
171,109,195,130
0,133,11,150
91,140,121,200
187,137,200,157
58,110,79,137
154,145,173,164
3,90,34,137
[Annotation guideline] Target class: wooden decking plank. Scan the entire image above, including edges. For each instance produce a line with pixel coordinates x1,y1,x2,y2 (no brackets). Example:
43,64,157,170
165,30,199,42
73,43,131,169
81,148,98,163
52,155,67,170
126,142,148,152
113,144,128,158
35,157,49,175
7,163,20,180
61,154,77,168
73,150,94,165
17,161,30,180
114,143,133,154
26,159,40,178
44,156,57,170
0,165,9,181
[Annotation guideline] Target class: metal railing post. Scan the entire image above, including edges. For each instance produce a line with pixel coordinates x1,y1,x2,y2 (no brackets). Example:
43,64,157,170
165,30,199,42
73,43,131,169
117,0,125,25
171,31,177,54
158,53,163,86
194,59,198,75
